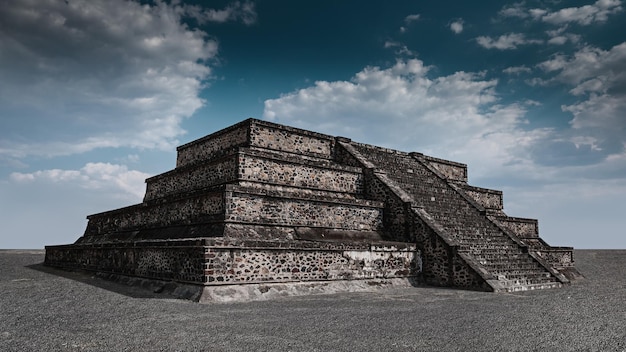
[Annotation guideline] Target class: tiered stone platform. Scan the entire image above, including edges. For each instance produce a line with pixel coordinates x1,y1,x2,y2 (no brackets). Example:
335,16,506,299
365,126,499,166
45,118,580,300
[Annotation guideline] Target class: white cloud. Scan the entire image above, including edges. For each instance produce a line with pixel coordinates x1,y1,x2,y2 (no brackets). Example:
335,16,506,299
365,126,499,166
383,41,415,56
177,1,257,25
565,93,626,132
476,33,542,50
0,0,221,159
450,19,464,34
11,162,150,200
263,57,626,187
545,26,582,45
400,14,421,32
404,14,421,23
529,8,549,20
503,65,532,75
537,54,569,72
534,43,626,160
263,59,552,179
499,3,530,19
569,77,608,96
538,0,623,25
547,36,568,45
540,43,626,88
1,163,150,248
501,1,622,25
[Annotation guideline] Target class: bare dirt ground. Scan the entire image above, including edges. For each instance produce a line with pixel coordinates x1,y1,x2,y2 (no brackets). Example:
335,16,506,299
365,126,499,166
0,249,624,351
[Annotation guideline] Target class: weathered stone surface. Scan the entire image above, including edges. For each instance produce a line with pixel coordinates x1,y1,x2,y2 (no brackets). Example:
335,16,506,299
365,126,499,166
422,155,467,182
176,121,249,167
458,184,503,210
45,238,419,287
45,118,579,299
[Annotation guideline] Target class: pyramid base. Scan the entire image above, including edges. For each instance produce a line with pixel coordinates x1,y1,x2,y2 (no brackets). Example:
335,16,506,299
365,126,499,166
45,237,421,302
75,271,419,303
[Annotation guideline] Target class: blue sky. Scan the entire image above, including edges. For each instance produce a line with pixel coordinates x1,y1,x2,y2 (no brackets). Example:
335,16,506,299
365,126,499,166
1,0,625,249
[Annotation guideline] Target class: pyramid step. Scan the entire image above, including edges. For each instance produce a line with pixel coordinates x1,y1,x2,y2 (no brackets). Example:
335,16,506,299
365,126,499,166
494,280,563,292
482,258,539,267
351,141,568,293
484,267,543,276
470,245,522,251
502,278,558,288
457,241,517,248
458,244,520,252
478,254,535,263
494,269,552,278
466,246,521,253
476,255,535,264
496,272,555,283
456,235,516,243
479,259,544,271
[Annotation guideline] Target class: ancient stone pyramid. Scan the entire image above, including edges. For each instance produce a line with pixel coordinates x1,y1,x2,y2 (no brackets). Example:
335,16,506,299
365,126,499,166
45,118,580,301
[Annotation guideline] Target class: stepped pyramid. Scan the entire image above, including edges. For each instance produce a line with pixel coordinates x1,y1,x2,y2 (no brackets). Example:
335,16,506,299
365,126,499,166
45,118,580,301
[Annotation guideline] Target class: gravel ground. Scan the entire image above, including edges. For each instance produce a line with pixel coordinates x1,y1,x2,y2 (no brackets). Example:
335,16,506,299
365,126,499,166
0,249,624,351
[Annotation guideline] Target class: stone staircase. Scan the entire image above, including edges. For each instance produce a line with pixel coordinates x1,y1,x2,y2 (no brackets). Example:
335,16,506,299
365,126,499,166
340,141,567,292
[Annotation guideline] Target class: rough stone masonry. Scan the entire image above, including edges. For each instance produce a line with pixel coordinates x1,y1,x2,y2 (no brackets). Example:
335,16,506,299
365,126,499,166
45,118,581,302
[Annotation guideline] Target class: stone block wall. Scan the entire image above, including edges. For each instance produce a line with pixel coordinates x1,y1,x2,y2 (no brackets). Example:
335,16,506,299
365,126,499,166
363,170,412,242
491,216,538,238
176,121,249,167
459,184,503,210
535,248,574,269
249,121,334,159
45,240,207,284
176,119,337,169
45,238,421,286
87,125,370,242
422,155,467,182
237,149,363,194
145,157,238,201
203,239,419,284
225,191,383,231
84,192,225,236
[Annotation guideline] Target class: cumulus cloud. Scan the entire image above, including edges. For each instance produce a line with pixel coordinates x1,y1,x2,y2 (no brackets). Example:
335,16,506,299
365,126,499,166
0,0,225,159
537,0,623,25
476,33,542,50
450,19,464,34
535,43,626,161
11,162,150,200
495,2,611,49
539,43,626,89
499,3,529,18
263,59,553,179
546,26,582,45
565,94,626,140
262,56,626,187
537,54,568,72
501,0,623,25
